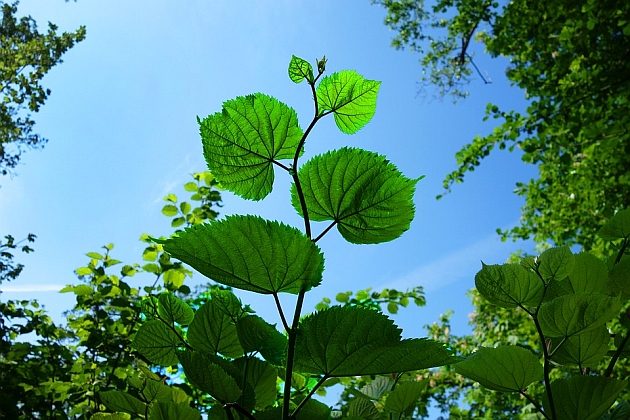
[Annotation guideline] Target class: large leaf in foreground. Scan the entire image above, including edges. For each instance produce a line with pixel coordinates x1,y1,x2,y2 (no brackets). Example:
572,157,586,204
475,263,543,308
538,293,621,338
316,70,380,134
598,208,630,241
545,376,627,420
187,298,243,358
178,350,241,404
550,327,609,367
236,315,287,365
292,148,418,244
159,215,324,294
454,346,542,392
294,306,453,376
133,320,182,366
199,93,303,200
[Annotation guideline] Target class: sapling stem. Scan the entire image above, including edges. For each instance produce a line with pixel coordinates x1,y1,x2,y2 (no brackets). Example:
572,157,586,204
273,293,291,332
292,375,329,417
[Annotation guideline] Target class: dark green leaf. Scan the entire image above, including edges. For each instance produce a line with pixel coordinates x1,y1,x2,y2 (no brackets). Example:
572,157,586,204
545,376,627,420
178,350,241,403
454,346,543,392
288,55,314,84
142,379,189,404
187,298,243,358
608,257,630,298
236,315,287,365
294,306,454,376
599,209,630,241
159,215,324,294
538,246,575,282
475,263,543,308
568,252,608,294
158,293,194,326
316,70,381,134
348,397,379,419
199,93,303,200
551,327,610,367
98,391,145,415
148,401,201,420
384,381,426,416
293,147,419,244
133,320,182,366
233,357,278,409
539,293,621,338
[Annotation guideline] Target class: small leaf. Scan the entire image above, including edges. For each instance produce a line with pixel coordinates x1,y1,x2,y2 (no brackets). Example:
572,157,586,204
599,208,630,240
538,246,575,282
171,217,186,228
162,205,179,217
387,301,398,314
236,315,287,365
133,320,182,366
98,391,145,415
288,55,314,84
539,293,621,338
159,215,324,294
294,306,454,376
164,193,177,203
75,266,92,276
545,376,627,420
199,93,303,200
148,401,201,420
86,251,104,260
178,350,241,404
183,182,198,192
316,70,381,134
158,293,194,325
188,297,243,358
551,327,610,367
293,148,419,244
384,381,426,416
475,263,543,308
454,346,543,392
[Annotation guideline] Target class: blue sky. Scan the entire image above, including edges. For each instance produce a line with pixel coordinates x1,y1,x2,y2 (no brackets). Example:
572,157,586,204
1,0,536,350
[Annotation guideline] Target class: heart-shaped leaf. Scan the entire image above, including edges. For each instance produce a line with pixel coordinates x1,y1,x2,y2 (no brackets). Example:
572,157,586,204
288,55,314,84
599,208,630,241
545,376,627,420
187,297,243,358
157,293,194,326
475,263,543,308
133,320,182,366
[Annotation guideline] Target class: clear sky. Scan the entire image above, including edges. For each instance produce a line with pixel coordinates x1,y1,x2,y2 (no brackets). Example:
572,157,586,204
1,0,536,354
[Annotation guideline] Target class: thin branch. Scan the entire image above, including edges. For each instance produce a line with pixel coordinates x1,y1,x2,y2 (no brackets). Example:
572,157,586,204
273,293,290,333
292,375,329,418
223,403,255,420
520,390,550,420
313,221,337,243
466,53,491,84
605,329,630,377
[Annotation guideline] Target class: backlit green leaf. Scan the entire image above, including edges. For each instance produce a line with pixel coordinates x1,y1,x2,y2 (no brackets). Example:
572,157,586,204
545,376,627,420
233,357,278,409
187,297,243,358
157,293,194,326
538,246,575,282
475,263,543,308
159,215,324,294
162,204,178,217
99,391,145,415
316,70,380,134
567,252,608,294
178,350,241,404
539,293,621,338
598,208,630,241
292,147,418,244
454,346,543,392
236,315,287,365
133,320,182,366
288,55,314,84
608,257,630,298
199,93,303,200
384,381,427,416
551,327,610,367
294,306,454,376
148,401,201,420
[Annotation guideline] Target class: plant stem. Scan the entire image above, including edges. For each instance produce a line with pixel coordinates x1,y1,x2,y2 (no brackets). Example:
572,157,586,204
314,221,337,243
273,293,290,332
282,289,307,420
224,403,255,420
614,236,629,264
532,315,556,420
520,390,550,420
605,329,630,377
291,375,329,417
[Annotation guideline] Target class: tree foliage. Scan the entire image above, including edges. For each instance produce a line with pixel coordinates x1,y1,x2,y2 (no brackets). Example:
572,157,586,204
0,0,85,176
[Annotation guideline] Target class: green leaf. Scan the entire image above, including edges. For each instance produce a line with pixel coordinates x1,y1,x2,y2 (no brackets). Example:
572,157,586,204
98,391,145,415
178,350,241,404
171,217,186,228
384,381,426,416
233,357,278,409
60,284,94,296
608,257,630,298
133,320,182,366
236,315,287,365
293,147,418,244
294,306,454,376
86,251,104,260
475,263,543,308
162,269,186,288
164,193,177,203
288,55,314,84
183,181,198,192
142,379,188,404
538,246,575,282
199,93,303,200
599,208,630,240
148,401,201,420
567,252,608,294
316,70,381,134
348,397,379,419
180,202,191,214
551,327,610,367
538,293,621,338
157,293,194,326
91,414,131,420
187,297,243,358
545,376,627,420
75,266,92,276
454,346,543,392
162,204,179,217
159,215,324,294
